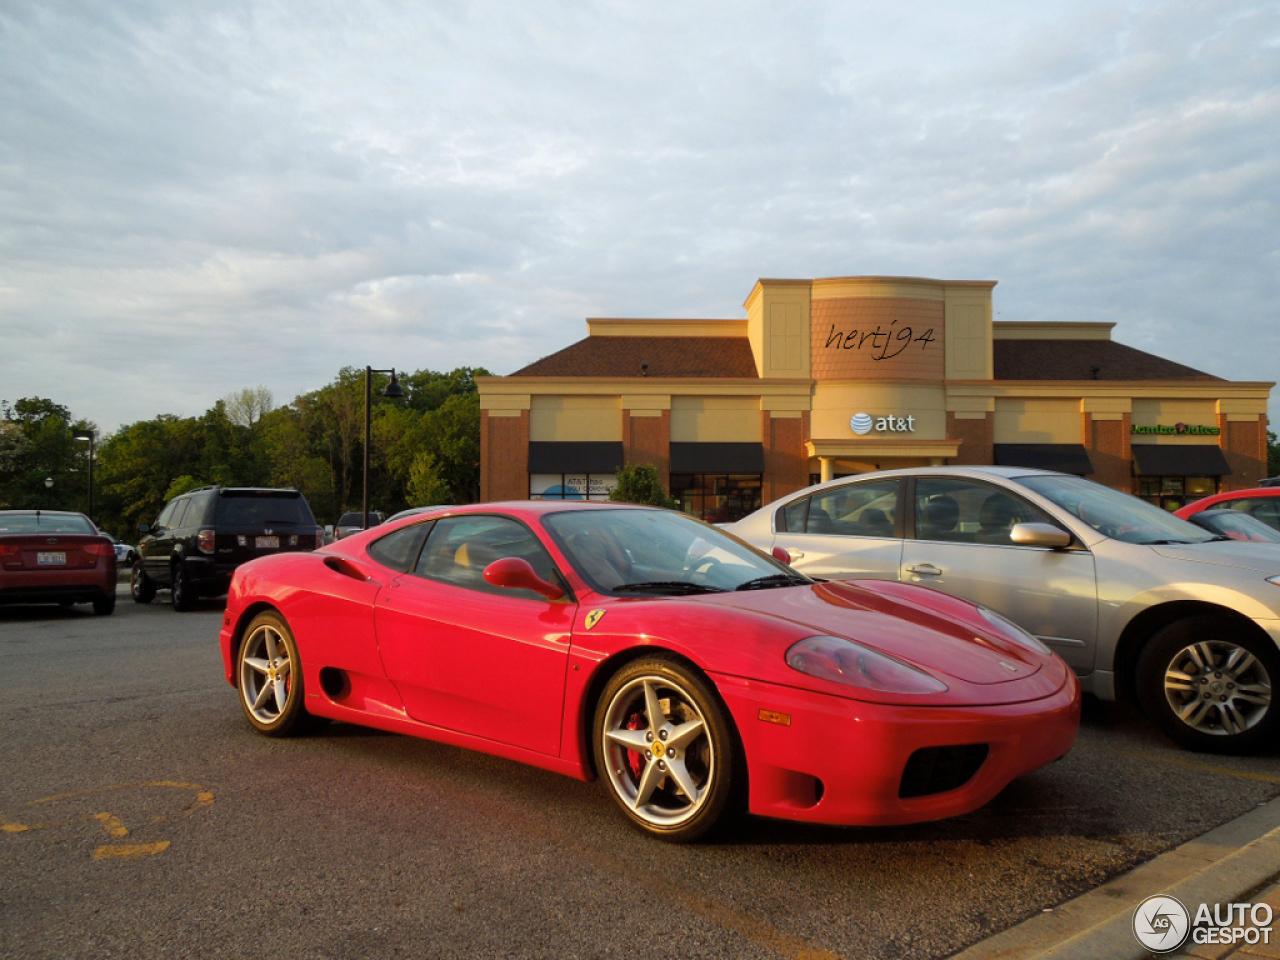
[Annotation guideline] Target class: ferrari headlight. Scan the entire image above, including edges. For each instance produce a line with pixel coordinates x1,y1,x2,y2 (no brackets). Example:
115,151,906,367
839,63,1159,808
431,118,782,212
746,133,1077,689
977,606,1052,656
785,636,947,694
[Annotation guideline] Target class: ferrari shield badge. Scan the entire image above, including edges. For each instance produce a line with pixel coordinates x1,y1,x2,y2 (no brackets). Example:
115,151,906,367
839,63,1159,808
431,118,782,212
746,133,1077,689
584,609,606,631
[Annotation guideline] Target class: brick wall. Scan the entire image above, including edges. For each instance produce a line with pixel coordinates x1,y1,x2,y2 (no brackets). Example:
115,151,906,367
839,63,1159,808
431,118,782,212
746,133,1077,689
1085,415,1131,491
763,411,811,503
480,411,530,502
947,413,993,465
624,411,670,490
1220,415,1266,490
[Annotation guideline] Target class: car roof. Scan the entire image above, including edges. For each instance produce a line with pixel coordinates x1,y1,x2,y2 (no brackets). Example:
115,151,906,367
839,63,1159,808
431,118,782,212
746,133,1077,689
776,464,1067,500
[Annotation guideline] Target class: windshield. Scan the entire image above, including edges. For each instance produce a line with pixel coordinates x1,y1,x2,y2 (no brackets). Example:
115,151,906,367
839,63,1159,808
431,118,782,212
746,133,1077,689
1191,511,1280,542
217,493,314,525
1019,475,1216,545
543,508,808,595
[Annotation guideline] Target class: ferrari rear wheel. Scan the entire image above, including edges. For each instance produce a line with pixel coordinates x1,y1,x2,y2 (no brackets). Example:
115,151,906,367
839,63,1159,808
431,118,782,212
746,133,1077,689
594,658,740,842
237,611,321,737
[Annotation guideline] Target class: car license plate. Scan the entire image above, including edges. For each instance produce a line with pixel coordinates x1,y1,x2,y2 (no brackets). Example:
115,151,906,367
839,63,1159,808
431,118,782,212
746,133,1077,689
37,551,67,566
256,536,279,549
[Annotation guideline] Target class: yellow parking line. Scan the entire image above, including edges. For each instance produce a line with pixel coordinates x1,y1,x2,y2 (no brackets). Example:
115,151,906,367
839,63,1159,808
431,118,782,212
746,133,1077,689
1096,745,1280,784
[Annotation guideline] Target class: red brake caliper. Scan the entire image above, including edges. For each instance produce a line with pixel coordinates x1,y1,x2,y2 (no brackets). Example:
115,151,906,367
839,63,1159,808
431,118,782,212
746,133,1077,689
624,712,645,779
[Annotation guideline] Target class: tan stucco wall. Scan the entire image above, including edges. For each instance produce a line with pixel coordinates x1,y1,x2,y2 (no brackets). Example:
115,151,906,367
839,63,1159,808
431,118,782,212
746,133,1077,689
529,395,622,442
669,396,762,443
993,398,1083,444
811,382,948,440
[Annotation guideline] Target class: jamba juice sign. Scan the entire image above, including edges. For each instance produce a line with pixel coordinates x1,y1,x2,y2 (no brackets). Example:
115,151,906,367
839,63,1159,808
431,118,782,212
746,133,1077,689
1131,423,1220,436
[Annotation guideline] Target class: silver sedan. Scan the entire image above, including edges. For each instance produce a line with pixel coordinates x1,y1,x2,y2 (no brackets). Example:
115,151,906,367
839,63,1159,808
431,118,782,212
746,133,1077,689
728,466,1280,754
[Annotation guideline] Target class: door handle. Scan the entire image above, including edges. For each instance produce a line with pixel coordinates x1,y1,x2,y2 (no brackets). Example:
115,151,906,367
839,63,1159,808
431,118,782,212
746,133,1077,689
905,563,942,577
787,550,804,559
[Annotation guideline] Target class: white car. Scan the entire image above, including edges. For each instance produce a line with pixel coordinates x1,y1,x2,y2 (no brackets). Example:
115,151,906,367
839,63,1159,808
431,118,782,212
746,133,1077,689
103,533,136,567
728,466,1280,754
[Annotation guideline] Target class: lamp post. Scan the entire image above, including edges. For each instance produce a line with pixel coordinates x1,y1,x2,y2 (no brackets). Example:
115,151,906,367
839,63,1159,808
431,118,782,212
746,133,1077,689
73,429,95,521
44,476,53,510
363,366,405,531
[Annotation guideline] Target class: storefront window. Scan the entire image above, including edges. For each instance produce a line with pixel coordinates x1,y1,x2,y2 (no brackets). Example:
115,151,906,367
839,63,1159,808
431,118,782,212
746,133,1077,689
669,474,762,523
1137,475,1217,511
530,473,618,501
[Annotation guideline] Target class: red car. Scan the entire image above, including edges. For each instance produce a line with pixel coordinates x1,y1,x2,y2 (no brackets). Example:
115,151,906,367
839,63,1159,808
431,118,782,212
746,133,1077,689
218,501,1079,841
1175,488,1280,533
0,510,117,614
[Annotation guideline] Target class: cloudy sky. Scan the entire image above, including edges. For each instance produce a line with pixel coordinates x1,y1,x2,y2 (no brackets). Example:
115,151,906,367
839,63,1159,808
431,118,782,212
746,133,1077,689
2,0,1278,434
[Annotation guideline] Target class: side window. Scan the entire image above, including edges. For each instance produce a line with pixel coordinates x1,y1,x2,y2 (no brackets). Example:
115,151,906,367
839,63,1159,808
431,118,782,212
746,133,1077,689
780,498,809,533
170,499,191,529
806,479,900,537
413,516,559,600
368,521,434,572
155,500,179,530
914,478,1050,545
1242,499,1280,529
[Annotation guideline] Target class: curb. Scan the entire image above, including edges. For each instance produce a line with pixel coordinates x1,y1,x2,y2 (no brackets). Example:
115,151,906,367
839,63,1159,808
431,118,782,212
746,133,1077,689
950,798,1280,960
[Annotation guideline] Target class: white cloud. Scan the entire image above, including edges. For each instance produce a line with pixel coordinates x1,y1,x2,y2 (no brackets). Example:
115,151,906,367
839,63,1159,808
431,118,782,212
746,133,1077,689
1,0,1277,436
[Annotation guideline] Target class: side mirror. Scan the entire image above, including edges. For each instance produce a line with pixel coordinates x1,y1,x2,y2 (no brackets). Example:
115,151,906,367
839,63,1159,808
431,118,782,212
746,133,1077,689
1010,522,1072,549
138,522,152,534
483,557,565,601
771,546,794,565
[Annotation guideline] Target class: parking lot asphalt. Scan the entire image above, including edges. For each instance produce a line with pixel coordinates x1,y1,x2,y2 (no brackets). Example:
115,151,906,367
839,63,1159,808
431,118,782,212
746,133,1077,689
5,580,1280,959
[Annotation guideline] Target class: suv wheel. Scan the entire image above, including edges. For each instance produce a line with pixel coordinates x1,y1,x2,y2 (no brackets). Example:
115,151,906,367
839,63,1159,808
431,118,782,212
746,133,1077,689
1137,615,1279,754
131,564,156,604
171,562,196,612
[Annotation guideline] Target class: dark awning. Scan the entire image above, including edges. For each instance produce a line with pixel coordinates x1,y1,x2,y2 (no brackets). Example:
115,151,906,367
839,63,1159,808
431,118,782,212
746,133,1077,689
1131,444,1232,477
993,444,1095,476
527,442,625,474
669,442,766,474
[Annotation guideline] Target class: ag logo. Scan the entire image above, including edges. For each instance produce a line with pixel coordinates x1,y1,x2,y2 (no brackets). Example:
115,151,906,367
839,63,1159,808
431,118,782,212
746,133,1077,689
584,609,606,630
1132,895,1190,953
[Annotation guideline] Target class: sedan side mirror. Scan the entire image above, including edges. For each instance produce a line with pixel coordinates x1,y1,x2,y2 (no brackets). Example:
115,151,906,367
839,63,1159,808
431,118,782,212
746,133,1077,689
1010,522,1072,549
137,522,152,534
483,557,565,601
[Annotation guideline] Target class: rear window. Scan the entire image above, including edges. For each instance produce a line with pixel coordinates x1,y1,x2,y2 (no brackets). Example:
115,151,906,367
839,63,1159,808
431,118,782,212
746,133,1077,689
0,513,97,535
214,492,314,526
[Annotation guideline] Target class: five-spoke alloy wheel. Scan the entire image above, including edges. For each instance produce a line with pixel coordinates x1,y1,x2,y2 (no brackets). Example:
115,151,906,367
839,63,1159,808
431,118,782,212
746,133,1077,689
1138,615,1278,754
593,658,739,842
237,611,316,737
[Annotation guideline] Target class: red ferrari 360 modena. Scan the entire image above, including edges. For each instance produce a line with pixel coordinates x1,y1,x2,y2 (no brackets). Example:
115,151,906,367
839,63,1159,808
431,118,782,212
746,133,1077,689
219,501,1079,842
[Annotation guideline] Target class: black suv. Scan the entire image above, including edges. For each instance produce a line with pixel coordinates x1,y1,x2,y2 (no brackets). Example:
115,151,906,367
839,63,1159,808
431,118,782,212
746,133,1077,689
132,486,322,610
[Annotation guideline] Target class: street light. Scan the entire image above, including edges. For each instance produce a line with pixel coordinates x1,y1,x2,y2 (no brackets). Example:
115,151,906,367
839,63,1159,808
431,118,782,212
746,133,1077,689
44,476,53,510
73,429,95,521
364,366,405,531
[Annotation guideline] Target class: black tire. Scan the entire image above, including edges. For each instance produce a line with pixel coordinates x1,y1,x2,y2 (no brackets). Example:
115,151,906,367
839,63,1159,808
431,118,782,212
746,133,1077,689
93,592,116,616
236,611,324,737
593,657,742,842
171,562,195,611
131,564,156,604
1136,615,1280,754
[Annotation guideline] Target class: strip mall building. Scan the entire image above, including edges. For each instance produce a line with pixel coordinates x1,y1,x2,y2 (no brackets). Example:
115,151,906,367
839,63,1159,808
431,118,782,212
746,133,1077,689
477,275,1272,523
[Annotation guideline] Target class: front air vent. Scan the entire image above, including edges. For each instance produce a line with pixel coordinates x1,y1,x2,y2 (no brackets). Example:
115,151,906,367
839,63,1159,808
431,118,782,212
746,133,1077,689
899,744,989,798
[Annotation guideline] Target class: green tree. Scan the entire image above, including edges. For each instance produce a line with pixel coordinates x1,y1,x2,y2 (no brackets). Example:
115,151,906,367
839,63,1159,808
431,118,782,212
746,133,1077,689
609,464,679,509
1268,430,1279,478
406,451,451,506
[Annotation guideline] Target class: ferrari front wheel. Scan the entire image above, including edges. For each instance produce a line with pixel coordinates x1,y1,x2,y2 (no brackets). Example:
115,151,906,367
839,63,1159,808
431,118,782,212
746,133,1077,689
237,611,321,737
593,658,741,842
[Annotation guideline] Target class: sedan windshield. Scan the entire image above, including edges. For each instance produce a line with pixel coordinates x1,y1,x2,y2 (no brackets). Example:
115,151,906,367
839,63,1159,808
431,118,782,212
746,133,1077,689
1019,475,1217,545
544,508,809,595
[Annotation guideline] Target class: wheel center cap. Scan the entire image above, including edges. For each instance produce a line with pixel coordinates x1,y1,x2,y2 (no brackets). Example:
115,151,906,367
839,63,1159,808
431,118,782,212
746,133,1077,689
652,740,666,759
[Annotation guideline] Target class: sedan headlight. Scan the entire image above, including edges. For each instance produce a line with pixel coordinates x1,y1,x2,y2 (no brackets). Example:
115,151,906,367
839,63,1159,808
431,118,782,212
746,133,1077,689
785,636,947,694
977,606,1052,656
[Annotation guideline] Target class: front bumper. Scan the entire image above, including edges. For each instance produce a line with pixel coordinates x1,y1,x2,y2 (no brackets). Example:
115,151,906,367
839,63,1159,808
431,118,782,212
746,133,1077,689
714,671,1081,827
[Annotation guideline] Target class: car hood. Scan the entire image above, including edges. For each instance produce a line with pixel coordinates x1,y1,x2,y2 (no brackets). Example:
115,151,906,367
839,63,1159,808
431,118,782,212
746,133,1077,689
1147,540,1280,575
699,580,1044,686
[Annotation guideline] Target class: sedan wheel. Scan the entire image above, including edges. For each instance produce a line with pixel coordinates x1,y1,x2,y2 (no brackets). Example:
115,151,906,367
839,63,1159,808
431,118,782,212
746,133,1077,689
1138,616,1278,754
237,612,319,737
593,659,740,842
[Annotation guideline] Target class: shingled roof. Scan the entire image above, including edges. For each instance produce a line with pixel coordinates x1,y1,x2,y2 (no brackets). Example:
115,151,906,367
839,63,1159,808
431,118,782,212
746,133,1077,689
993,339,1223,382
511,336,760,379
